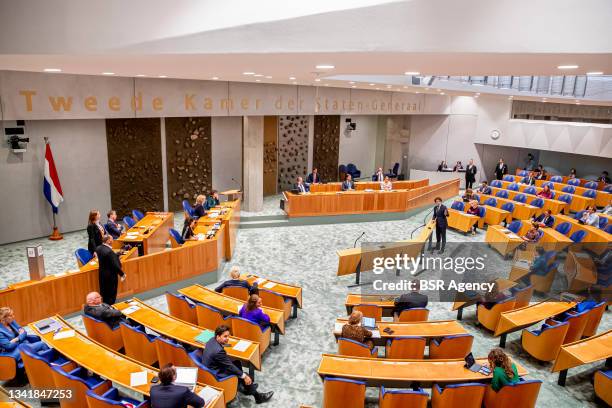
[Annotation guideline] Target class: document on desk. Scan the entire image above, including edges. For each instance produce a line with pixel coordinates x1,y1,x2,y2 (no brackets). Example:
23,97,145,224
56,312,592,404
334,322,344,333
263,282,277,289
254,278,267,285
232,340,252,352
198,386,221,403
129,371,148,387
507,233,520,239
371,330,381,339
122,306,140,315
53,330,75,340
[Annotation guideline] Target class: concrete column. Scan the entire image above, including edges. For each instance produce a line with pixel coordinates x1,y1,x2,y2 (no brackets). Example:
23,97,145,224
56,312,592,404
242,116,264,212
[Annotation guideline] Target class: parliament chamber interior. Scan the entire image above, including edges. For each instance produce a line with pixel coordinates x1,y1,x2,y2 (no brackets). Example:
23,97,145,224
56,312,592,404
0,1,611,407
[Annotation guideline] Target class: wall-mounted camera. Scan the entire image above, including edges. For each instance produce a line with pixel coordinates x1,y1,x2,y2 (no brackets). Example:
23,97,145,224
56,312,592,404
5,120,28,153
344,118,356,136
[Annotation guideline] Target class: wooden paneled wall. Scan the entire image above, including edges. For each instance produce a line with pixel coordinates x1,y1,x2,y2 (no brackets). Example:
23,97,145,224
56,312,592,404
165,117,213,211
106,118,163,217
313,115,340,182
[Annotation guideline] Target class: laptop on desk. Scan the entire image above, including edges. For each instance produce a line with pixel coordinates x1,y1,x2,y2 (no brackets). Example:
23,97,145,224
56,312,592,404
361,317,377,330
464,352,491,375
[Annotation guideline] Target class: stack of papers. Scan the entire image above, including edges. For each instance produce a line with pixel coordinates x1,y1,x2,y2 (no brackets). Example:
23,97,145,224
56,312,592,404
198,386,220,403
263,282,277,289
500,228,511,233
334,322,344,333
129,371,148,387
232,340,252,352
194,329,215,344
371,330,381,339
53,330,75,340
122,305,140,315
507,233,520,239
175,367,198,391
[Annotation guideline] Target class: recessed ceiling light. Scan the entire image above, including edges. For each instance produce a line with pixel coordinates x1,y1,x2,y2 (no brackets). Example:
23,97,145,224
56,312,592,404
265,76,272,79
43,68,61,72
158,75,167,78
243,72,255,75
254,74,263,77
136,74,146,77
472,83,484,86
369,83,375,86
351,85,357,88
324,84,329,86
314,78,321,82
476,92,481,95
102,72,115,75
211,76,219,80
425,87,430,91
255,79,261,82
403,86,408,89
575,102,581,105
386,85,392,88
404,71,420,75
587,71,603,76
292,81,298,85
376,88,381,90
315,64,335,69
440,92,445,95
289,76,296,80
558,65,578,69
474,95,479,98
349,81,355,84
415,91,420,94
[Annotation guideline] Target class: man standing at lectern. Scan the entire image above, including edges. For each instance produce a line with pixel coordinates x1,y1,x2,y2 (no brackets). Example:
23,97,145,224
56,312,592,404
432,197,449,254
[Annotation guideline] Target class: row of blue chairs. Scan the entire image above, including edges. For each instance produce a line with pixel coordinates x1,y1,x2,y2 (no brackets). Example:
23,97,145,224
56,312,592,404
511,173,611,192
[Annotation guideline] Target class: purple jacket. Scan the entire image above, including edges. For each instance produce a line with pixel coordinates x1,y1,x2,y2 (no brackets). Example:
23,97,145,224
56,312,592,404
238,305,270,329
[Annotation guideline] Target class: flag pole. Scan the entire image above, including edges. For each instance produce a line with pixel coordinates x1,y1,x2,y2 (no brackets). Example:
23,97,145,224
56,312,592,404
45,137,63,241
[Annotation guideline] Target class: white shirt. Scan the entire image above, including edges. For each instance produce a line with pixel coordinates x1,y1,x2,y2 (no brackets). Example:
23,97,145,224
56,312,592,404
582,213,600,227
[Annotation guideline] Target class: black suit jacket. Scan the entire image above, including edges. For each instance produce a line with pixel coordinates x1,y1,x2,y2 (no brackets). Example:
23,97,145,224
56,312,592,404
193,204,206,218
105,220,123,240
465,164,477,182
150,384,205,408
215,279,258,295
307,173,321,184
433,204,449,228
83,303,123,328
87,224,104,254
394,292,428,314
534,213,555,228
341,180,355,191
201,338,244,378
95,244,124,299
494,164,508,180
294,182,309,193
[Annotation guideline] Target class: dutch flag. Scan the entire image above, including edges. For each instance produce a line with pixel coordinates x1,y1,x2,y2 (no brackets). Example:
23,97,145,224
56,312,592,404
43,142,64,213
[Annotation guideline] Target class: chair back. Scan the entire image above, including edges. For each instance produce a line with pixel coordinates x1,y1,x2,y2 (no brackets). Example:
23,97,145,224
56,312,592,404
432,383,486,408
518,171,528,177
323,377,366,408
86,388,149,408
496,190,509,199
471,193,480,202
477,297,516,332
555,222,571,235
353,304,383,321
525,186,538,195
396,308,429,322
153,337,193,368
451,201,465,211
483,380,542,408
522,322,569,362
19,346,67,388
514,194,527,203
606,224,612,234
484,198,497,207
490,180,502,188
582,302,606,337
594,370,612,406
503,175,514,182
603,184,612,193
195,303,226,330
165,292,197,324
558,194,572,204
222,286,250,301
82,314,123,351
508,220,522,234
123,216,136,229
75,248,93,267
229,316,271,353
569,230,587,243
543,182,554,189
530,198,544,208
550,176,563,182
338,337,375,358
507,183,519,191
562,310,590,343
429,334,474,359
561,185,575,194
513,285,534,308
169,228,184,248
259,288,291,320
119,322,158,366
51,366,108,408
598,217,608,230
187,351,238,403
477,206,486,218
182,200,195,217
567,178,580,186
501,202,514,213
379,386,428,408
132,210,144,221
385,336,426,359
584,181,598,189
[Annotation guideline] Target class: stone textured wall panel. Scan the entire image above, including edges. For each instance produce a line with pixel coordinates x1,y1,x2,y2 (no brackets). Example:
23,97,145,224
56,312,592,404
313,115,340,182
277,115,309,191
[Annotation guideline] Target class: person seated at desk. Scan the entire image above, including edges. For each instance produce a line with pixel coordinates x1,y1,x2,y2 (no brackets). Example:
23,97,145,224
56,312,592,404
341,174,355,191
181,217,197,241
453,161,464,171
205,190,220,210
437,161,448,172
462,188,473,203
477,181,492,195
602,198,612,215
380,176,393,191
193,195,206,218
518,247,548,285
597,170,611,184
393,280,428,316
466,200,480,235
294,176,309,193
341,311,374,350
579,206,600,227
87,209,105,255
478,284,511,310
150,363,205,408
537,185,553,199
0,307,47,363
215,266,259,295
83,292,124,328
521,223,541,243
105,210,124,239
239,294,270,329
535,167,547,180
201,325,273,404
568,168,577,179
522,171,536,186
532,209,555,228
373,167,384,182
307,167,321,184
488,348,519,391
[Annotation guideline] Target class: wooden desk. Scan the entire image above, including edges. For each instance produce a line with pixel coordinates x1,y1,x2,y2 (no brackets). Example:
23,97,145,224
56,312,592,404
552,214,612,250
552,330,612,386
309,179,428,193
515,222,574,252
117,212,173,256
490,186,568,215
333,319,468,347
29,316,224,407
196,200,240,260
345,294,396,317
220,189,241,201
493,300,576,347
564,250,597,292
336,221,434,285
284,179,459,217
447,208,479,233
179,285,285,344
79,247,139,273
114,299,262,375
499,181,595,213
241,274,303,318
317,354,528,387
0,387,30,407
534,180,611,207
452,278,516,320
477,194,539,221
485,225,524,257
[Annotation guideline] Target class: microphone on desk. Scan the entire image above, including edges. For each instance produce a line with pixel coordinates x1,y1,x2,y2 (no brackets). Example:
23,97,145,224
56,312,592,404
354,232,366,248
410,207,435,239
231,177,242,191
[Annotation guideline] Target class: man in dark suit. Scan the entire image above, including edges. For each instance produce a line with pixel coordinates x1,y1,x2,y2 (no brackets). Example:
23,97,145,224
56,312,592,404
494,158,508,180
95,235,125,305
432,197,449,253
465,159,477,189
83,292,124,328
477,181,492,195
394,281,428,316
201,325,273,404
294,176,309,193
532,209,555,228
104,210,124,239
150,364,205,408
306,168,321,184
214,266,258,295
341,174,355,191
522,172,536,186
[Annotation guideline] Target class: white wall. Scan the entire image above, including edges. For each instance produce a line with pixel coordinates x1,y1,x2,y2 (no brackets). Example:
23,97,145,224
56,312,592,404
537,151,610,180
339,115,380,178
211,116,243,193
0,119,111,244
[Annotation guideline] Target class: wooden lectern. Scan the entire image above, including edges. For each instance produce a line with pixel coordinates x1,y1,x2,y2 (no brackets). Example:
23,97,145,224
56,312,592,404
220,189,242,202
